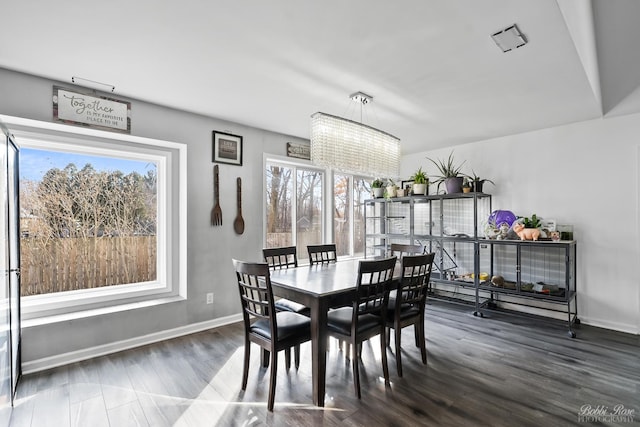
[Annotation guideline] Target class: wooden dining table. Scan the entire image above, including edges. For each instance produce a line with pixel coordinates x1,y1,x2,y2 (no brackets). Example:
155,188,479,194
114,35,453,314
269,258,395,407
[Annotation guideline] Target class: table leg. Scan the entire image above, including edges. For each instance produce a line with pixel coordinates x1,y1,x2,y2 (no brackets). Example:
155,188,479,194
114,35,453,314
310,297,328,407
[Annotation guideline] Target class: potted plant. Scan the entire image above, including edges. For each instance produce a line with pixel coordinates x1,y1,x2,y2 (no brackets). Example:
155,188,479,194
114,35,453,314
462,177,472,193
513,214,542,241
469,170,495,193
410,167,428,195
371,178,384,198
426,151,466,193
385,178,397,198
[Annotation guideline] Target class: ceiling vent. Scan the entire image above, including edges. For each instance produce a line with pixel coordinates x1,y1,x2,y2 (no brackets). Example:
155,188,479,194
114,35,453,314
491,24,527,52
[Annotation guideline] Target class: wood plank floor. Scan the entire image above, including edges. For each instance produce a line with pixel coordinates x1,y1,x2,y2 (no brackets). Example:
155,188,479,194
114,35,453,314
9,301,640,426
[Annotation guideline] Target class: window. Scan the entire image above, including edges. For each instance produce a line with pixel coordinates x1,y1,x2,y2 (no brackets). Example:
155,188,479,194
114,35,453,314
265,156,372,261
334,174,370,258
265,160,324,262
9,119,186,319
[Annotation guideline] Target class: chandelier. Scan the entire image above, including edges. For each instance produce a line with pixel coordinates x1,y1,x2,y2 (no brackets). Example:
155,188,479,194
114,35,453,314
310,92,400,178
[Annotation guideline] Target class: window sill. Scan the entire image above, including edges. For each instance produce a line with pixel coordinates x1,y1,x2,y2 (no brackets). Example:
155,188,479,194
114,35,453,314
22,295,186,329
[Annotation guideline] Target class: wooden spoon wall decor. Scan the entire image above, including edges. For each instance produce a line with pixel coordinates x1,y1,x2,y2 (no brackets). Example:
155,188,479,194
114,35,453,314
234,177,245,234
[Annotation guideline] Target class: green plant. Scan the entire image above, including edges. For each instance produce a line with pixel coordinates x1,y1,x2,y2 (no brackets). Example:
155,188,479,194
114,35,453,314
426,151,465,191
386,178,397,188
410,167,428,184
470,170,495,186
372,178,384,188
462,177,471,188
521,214,541,228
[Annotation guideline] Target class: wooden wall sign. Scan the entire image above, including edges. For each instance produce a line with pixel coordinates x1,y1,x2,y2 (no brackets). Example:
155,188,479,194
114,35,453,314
287,142,310,160
53,85,131,133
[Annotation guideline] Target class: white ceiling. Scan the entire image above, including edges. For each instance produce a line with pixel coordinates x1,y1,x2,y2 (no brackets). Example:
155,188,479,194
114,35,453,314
2,0,640,155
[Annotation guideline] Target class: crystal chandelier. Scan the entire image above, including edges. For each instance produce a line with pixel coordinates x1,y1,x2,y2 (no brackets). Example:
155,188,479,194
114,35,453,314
310,92,400,178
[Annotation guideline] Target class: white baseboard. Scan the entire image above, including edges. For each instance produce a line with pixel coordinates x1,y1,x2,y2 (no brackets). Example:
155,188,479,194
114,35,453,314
22,313,243,375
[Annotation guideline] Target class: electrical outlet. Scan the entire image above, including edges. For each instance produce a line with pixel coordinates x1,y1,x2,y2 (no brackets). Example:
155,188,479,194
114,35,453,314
206,293,214,304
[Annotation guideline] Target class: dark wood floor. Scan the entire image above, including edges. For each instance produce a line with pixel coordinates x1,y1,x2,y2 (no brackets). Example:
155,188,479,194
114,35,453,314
8,301,640,427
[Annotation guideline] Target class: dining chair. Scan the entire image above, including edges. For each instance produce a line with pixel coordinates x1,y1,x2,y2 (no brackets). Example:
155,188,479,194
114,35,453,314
232,259,311,411
307,243,337,265
263,246,310,317
385,252,435,377
389,243,425,259
326,256,397,398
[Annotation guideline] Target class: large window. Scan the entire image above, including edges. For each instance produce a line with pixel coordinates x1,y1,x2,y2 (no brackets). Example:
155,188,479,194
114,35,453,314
266,157,372,261
8,118,186,319
265,161,324,262
20,148,158,296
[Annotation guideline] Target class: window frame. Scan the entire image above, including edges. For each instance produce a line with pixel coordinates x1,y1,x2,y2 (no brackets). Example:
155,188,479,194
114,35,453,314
2,115,187,320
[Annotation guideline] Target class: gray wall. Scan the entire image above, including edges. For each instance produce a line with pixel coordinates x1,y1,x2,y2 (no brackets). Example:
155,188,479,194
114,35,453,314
0,68,307,365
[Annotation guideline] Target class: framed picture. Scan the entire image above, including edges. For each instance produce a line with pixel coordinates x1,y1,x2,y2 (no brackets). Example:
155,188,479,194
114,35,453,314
212,131,243,166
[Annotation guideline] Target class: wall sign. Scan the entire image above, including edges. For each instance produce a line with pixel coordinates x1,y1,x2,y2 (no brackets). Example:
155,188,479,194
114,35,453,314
286,142,310,160
53,86,131,133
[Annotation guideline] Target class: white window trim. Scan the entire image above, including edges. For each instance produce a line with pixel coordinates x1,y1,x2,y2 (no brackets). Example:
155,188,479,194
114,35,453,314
0,115,187,320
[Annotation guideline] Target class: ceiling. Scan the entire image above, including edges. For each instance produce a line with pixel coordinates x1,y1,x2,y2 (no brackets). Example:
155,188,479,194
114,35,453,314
2,0,640,155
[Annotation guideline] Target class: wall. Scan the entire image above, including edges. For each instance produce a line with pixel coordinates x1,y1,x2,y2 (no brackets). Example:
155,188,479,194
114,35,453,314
0,68,306,368
402,114,640,334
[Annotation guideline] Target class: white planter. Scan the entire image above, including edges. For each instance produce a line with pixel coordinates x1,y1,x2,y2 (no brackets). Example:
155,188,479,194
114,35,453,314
386,186,396,198
412,183,427,195
372,187,384,198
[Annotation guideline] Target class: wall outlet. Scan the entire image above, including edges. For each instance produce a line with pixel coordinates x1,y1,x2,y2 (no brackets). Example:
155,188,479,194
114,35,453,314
206,293,214,304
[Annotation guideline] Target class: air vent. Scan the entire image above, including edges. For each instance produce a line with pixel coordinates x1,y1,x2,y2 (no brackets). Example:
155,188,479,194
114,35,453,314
491,24,527,53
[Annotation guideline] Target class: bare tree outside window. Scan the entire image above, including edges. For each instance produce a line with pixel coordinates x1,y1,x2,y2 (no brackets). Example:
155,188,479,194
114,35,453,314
19,149,157,296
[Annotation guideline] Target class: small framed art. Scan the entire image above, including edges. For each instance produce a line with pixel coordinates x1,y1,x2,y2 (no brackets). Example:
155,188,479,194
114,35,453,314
212,131,243,166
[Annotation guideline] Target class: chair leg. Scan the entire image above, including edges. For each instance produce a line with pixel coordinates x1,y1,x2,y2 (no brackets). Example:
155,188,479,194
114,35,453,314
294,345,300,369
242,336,250,390
262,348,270,367
284,348,291,370
418,321,427,364
267,350,278,412
380,328,390,386
395,325,403,377
385,327,391,347
352,340,361,399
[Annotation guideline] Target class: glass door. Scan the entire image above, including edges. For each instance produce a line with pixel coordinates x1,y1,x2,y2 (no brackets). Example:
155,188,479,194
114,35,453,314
0,125,20,426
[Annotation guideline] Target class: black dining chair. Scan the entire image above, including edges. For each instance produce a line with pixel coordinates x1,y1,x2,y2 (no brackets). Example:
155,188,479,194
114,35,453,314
307,243,337,265
263,246,310,317
389,243,426,260
385,252,434,376
326,256,397,398
232,259,311,411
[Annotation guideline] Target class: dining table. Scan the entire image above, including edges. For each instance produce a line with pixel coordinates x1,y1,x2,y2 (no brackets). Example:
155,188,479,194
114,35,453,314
269,258,398,407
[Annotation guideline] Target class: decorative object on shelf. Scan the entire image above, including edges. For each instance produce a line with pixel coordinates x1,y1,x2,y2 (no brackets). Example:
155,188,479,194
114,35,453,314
213,131,243,166
385,179,398,198
371,178,384,198
513,223,541,241
485,210,517,239
426,151,466,193
396,187,406,197
310,92,400,178
409,167,428,195
462,178,472,193
469,170,495,193
557,224,574,240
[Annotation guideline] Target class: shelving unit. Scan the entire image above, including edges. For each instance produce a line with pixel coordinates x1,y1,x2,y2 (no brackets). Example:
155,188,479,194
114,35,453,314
475,239,579,337
364,192,580,337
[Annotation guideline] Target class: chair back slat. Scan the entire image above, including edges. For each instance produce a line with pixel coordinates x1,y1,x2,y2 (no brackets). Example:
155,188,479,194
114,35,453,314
263,246,298,270
233,260,276,327
390,243,426,260
355,257,397,316
307,244,337,265
398,253,435,305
